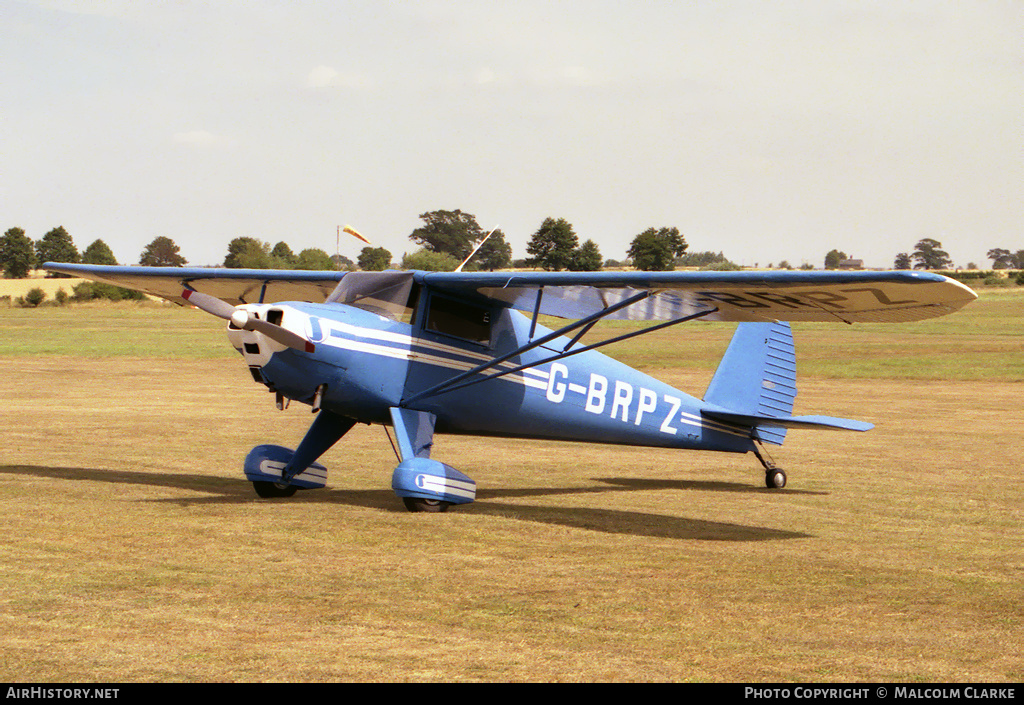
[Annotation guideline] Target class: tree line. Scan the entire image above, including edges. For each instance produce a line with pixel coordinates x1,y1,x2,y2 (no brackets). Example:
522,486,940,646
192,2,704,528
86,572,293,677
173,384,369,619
5,221,1018,279
410,211,692,272
892,238,956,271
385,211,699,272
821,238,1022,273
1,213,681,276
0,227,189,278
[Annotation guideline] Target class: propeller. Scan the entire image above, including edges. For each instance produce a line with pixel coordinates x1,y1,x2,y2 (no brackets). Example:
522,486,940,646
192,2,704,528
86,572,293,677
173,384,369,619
182,289,315,353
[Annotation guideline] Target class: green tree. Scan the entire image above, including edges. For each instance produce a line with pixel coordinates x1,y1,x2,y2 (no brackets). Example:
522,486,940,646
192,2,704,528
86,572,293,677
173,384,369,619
22,287,47,307
271,241,298,267
1,227,37,278
78,238,142,298
676,250,731,268
332,253,355,271
987,248,1013,269
894,252,912,270
71,281,145,302
35,226,80,276
912,238,952,270
82,239,118,265
569,239,603,271
357,246,392,271
409,210,483,261
526,218,579,271
401,248,460,271
824,249,848,270
701,260,742,271
627,227,687,271
140,236,187,267
82,240,137,299
471,229,513,271
223,237,269,268
295,248,336,270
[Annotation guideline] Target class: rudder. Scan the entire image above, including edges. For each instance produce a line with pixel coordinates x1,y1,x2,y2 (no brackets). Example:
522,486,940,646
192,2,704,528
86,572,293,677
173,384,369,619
703,321,796,445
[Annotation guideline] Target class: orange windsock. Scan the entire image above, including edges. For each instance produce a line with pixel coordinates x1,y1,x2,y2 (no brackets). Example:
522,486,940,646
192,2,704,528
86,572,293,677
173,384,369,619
342,225,370,244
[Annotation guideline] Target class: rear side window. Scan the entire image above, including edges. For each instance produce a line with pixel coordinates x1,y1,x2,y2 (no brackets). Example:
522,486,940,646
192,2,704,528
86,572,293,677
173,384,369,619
426,295,491,346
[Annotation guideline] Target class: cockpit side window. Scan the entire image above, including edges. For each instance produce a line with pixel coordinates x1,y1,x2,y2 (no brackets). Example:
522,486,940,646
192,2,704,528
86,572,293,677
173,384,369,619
425,294,491,346
325,272,418,323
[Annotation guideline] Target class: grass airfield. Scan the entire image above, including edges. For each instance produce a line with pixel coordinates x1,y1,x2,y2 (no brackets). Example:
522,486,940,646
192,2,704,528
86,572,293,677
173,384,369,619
0,290,1021,682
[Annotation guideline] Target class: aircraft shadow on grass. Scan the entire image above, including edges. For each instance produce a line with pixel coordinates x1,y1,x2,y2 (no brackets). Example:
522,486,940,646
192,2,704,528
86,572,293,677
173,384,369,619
1,464,813,542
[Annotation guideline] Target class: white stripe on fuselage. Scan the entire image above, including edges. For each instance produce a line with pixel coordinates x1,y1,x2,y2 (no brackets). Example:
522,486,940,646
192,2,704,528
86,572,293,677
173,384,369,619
308,315,751,441
321,318,550,383
319,322,548,391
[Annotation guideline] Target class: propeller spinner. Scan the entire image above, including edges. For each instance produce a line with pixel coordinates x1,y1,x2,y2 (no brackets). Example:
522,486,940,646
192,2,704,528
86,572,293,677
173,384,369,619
182,289,315,353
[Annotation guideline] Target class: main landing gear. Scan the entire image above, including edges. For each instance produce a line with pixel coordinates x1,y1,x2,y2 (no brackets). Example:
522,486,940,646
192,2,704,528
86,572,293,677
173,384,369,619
753,442,787,489
243,406,477,513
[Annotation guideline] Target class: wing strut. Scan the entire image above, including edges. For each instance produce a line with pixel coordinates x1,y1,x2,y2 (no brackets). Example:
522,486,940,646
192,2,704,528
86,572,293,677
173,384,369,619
528,287,544,340
402,290,651,405
407,307,721,402
402,291,719,405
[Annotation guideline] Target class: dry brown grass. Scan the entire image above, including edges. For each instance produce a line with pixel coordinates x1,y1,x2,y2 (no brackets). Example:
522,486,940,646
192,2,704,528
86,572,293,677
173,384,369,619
0,304,1021,682
0,275,87,300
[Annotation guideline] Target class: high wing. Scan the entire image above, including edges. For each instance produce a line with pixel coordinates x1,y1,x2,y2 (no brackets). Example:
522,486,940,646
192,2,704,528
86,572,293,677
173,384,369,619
418,269,977,323
43,263,975,323
43,263,344,306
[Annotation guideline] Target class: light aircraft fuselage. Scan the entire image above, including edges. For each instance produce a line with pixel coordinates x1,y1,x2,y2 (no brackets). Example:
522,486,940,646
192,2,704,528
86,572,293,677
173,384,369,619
41,262,977,510
228,300,756,456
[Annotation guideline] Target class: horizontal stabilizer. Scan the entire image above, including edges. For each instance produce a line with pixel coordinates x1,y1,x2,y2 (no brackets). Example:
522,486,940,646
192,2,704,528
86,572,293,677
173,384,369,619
704,411,873,432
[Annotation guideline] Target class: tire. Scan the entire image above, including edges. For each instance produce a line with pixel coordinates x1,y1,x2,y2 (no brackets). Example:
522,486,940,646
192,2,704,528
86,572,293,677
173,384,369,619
765,469,787,489
253,481,298,498
402,497,450,513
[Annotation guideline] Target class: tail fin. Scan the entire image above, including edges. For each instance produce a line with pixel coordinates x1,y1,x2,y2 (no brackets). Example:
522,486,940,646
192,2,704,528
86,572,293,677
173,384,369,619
703,322,872,444
703,322,797,445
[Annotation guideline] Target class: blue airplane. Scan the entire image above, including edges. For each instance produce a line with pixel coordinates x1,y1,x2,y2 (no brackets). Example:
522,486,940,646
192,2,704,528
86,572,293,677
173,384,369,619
44,262,976,512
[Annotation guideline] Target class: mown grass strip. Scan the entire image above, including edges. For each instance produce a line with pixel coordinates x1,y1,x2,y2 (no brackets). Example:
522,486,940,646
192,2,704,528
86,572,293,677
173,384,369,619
2,290,1018,378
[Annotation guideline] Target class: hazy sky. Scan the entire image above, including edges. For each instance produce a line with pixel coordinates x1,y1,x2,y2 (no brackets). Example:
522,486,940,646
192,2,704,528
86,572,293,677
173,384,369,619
3,0,1021,269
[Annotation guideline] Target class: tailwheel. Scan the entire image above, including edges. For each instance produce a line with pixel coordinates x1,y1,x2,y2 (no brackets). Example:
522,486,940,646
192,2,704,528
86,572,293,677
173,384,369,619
765,468,787,489
253,481,298,498
753,442,787,489
402,497,451,513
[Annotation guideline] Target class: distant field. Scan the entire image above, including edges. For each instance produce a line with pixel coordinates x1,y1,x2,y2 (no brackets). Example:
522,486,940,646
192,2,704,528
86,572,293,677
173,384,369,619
572,288,1024,382
3,288,1020,378
0,303,229,358
0,275,88,299
0,288,1020,681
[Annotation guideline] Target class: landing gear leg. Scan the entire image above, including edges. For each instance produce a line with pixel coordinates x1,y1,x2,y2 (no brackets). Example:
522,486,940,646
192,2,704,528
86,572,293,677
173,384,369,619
752,442,787,489
388,407,476,512
279,409,355,485
244,410,355,499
